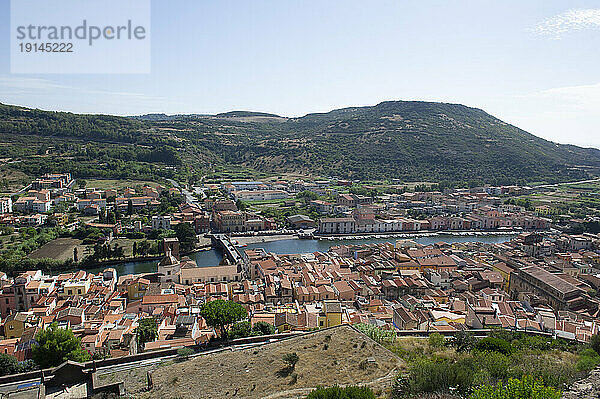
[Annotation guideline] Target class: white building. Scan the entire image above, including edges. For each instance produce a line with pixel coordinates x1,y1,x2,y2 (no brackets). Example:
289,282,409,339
0,197,12,214
232,190,289,201
318,218,356,234
152,215,172,230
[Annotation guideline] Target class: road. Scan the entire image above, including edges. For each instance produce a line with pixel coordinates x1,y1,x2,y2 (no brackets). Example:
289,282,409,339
166,179,201,205
534,177,600,189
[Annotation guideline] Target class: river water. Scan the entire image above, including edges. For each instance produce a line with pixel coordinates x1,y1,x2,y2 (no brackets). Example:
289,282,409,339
95,233,516,276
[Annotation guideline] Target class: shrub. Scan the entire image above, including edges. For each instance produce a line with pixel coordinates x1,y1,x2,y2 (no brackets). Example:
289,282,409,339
354,323,397,345
428,333,446,349
475,337,512,355
283,352,299,369
576,348,600,372
228,321,252,339
591,334,600,356
473,350,512,382
403,357,477,395
252,321,276,336
0,354,20,376
176,347,194,360
305,385,376,399
452,330,476,352
516,354,577,389
469,375,561,399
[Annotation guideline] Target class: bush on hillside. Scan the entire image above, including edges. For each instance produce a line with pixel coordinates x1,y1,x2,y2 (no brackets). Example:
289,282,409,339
400,357,477,395
228,321,252,340
577,348,600,372
176,347,194,361
475,337,512,355
469,375,561,399
591,334,600,355
452,330,476,352
305,385,376,399
428,333,446,349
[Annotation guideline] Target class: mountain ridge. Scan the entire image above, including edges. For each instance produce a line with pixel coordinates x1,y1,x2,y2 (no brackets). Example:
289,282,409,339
0,100,598,185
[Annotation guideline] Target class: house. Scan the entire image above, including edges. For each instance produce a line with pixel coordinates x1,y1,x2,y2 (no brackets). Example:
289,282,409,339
318,218,356,234
319,300,343,328
311,200,334,215
179,264,241,285
3,313,33,339
286,214,316,229
393,304,418,330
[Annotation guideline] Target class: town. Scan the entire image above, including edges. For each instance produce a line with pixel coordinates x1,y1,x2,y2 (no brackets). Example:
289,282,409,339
0,171,598,368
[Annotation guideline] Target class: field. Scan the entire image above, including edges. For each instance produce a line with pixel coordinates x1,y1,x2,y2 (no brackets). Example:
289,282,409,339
111,238,147,258
518,180,600,218
120,326,402,399
28,237,88,261
0,165,30,194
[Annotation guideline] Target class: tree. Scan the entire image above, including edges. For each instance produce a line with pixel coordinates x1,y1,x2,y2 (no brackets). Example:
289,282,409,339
132,241,138,256
0,354,20,376
199,300,247,338
174,222,197,252
428,332,446,348
252,321,276,336
127,199,134,215
228,321,252,340
235,199,247,211
32,323,90,368
112,243,124,258
73,247,78,263
77,179,87,189
475,337,512,355
136,318,158,351
453,330,476,352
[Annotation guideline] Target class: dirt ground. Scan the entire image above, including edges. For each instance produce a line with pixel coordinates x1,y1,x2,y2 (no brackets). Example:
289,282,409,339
133,326,403,399
28,237,88,261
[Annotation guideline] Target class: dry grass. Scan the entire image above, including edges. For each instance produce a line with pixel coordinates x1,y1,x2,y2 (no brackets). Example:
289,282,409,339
134,325,403,399
28,237,88,261
84,179,159,190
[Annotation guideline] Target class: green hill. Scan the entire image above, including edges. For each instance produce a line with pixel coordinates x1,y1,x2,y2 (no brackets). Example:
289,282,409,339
0,101,598,185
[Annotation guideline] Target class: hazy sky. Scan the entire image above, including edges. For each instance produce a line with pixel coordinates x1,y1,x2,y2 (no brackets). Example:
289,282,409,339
1,1,599,148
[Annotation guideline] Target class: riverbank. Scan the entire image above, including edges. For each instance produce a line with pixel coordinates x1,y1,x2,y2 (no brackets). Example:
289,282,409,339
314,229,526,241
234,234,297,245
233,229,524,245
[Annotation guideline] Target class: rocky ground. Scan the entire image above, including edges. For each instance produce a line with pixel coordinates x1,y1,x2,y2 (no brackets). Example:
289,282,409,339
133,325,403,399
562,367,600,398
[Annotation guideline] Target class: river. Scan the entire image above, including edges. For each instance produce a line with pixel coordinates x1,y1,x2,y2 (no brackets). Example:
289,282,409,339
93,233,516,276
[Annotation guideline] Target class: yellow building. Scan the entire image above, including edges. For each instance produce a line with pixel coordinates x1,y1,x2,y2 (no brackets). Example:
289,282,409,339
3,312,30,339
490,262,514,292
127,277,150,301
63,279,91,297
319,300,342,329
534,205,558,216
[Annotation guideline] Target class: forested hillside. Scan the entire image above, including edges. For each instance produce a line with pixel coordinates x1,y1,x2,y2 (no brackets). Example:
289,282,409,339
1,101,599,186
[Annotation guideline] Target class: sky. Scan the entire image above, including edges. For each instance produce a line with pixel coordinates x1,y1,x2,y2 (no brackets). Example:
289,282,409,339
0,1,599,148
